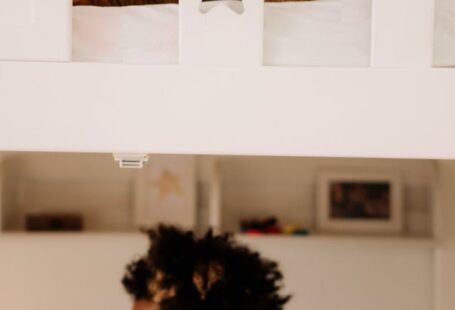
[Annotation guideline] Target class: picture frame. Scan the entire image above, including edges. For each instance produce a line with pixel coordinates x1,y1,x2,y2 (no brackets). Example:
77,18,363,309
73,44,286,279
317,171,403,234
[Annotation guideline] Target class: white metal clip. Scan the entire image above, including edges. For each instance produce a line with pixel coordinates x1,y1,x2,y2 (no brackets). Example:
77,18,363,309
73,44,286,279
113,153,149,169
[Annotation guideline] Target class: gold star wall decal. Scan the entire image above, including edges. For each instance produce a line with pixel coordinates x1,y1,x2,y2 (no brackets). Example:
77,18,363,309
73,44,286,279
151,169,183,200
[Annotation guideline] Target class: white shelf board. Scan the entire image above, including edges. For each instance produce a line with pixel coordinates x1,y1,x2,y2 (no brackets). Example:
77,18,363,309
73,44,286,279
1,62,455,159
0,232,434,249
236,234,435,248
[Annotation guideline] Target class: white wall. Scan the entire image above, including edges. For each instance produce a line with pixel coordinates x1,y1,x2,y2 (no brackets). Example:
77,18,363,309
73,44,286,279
243,236,434,310
0,234,147,310
0,234,434,310
1,153,136,231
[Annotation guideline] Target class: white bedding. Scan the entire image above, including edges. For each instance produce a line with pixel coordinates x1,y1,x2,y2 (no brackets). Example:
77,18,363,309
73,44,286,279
72,0,371,66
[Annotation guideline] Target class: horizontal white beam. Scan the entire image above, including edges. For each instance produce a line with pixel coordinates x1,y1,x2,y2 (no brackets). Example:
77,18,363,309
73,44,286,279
0,62,454,159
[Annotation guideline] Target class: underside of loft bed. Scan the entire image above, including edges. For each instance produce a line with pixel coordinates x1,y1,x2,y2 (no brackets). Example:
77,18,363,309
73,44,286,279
0,0,450,160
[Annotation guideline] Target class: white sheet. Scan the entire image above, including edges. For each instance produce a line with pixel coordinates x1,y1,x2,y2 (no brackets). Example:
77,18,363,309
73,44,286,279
73,4,178,64
72,0,371,66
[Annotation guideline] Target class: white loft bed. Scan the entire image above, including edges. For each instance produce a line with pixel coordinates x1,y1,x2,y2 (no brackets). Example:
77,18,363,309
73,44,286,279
0,0,452,160
3,3,455,310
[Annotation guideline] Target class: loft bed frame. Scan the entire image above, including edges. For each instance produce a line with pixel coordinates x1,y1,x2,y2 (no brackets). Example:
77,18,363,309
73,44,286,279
0,0,452,160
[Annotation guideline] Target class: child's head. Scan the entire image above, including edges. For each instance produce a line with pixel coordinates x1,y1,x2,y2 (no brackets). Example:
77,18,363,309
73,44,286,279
123,225,290,310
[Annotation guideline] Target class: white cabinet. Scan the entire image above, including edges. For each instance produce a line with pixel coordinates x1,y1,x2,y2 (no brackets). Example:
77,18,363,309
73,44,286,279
0,0,71,61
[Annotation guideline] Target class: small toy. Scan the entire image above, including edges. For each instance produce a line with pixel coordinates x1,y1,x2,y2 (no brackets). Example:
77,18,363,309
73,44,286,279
240,217,309,236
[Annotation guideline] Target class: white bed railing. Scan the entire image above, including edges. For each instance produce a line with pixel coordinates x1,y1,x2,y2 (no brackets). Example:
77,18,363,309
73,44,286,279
0,0,72,62
180,0,264,66
371,0,434,67
0,0,451,159
0,0,438,67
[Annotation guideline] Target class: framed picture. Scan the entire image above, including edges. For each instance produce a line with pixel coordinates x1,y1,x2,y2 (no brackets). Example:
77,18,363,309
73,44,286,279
317,171,402,234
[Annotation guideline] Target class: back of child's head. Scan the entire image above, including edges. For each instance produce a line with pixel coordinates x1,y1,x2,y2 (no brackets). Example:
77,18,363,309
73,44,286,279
123,225,290,310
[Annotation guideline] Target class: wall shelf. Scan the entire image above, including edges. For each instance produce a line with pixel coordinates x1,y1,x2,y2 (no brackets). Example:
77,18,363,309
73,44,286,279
237,233,435,248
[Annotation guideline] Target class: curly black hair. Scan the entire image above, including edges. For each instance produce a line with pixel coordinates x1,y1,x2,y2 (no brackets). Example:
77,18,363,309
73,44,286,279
122,225,291,310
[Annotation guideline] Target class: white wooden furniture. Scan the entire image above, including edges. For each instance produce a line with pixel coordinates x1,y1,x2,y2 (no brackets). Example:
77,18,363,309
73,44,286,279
180,0,263,66
0,0,442,159
133,155,196,229
1,64,454,158
0,0,72,61
0,1,454,310
371,0,434,67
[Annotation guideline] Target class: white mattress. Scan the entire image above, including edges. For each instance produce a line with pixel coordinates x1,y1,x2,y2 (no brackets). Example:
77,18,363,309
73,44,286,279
72,0,372,66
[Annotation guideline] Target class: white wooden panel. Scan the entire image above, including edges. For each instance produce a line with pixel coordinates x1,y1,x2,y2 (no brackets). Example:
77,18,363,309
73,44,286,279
0,63,455,158
0,0,72,61
180,0,263,66
0,0,33,23
434,161,455,310
0,234,434,310
0,155,3,231
207,158,222,232
371,0,434,67
133,155,196,229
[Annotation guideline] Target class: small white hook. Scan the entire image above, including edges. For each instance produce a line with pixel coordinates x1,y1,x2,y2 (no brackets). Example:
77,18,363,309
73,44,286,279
113,153,149,169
